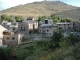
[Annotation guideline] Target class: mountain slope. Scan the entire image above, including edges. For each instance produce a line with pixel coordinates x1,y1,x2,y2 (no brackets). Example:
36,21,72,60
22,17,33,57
0,1,79,19
56,8,80,20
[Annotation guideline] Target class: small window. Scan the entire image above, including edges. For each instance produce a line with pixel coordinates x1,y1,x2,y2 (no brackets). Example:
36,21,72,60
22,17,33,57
59,24,60,26
59,27,62,29
45,20,48,24
68,24,69,26
47,30,49,32
12,37,15,40
21,27,26,31
49,27,51,28
13,28,15,31
7,37,9,40
50,33,51,35
64,24,66,26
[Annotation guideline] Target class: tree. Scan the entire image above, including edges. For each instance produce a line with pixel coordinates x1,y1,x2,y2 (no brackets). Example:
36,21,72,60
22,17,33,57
9,15,16,22
50,14,60,23
15,16,24,22
52,31,63,42
38,16,47,22
1,14,10,21
65,17,73,22
38,16,42,22
60,19,65,22
50,13,56,19
51,31,64,48
0,47,17,60
53,19,59,23
67,33,80,45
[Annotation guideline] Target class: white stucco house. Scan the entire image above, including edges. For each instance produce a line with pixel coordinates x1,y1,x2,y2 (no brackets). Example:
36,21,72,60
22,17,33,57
0,24,7,46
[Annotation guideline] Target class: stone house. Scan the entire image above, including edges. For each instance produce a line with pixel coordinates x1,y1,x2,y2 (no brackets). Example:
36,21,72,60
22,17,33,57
39,19,54,36
18,22,29,35
56,22,73,30
3,30,23,46
39,24,54,36
18,18,38,35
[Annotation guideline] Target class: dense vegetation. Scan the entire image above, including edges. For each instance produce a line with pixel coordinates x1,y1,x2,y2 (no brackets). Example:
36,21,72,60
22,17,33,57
0,14,24,22
38,14,73,23
0,13,73,23
0,31,80,60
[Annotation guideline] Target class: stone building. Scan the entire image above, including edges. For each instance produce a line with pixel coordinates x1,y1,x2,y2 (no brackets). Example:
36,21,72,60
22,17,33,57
39,24,54,36
3,30,23,46
0,24,7,46
39,19,54,36
56,22,73,30
18,17,38,35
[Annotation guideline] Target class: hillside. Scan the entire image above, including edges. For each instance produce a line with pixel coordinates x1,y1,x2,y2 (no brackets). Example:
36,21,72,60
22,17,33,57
0,1,79,20
56,8,80,20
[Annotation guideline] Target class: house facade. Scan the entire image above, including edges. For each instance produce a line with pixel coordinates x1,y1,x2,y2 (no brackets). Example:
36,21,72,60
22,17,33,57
39,19,54,36
3,30,23,46
18,22,29,35
39,24,54,36
0,24,7,46
56,22,73,30
18,18,38,35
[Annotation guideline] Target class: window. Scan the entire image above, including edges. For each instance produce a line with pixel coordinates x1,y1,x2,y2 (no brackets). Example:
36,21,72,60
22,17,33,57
68,24,69,26
21,27,26,31
12,37,15,40
64,24,66,26
45,20,48,24
50,33,51,35
7,37,9,40
59,24,60,26
49,27,51,28
13,28,15,31
59,27,62,29
47,30,49,32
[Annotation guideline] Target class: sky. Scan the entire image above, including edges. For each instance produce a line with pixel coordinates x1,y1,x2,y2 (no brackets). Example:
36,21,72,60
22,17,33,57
0,0,80,11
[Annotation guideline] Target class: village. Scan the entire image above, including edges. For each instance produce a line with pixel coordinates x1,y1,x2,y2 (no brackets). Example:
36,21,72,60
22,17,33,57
0,17,80,47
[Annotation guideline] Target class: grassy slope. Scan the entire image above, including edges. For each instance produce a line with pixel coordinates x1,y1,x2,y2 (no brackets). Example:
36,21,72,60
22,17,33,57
56,8,80,20
0,1,78,19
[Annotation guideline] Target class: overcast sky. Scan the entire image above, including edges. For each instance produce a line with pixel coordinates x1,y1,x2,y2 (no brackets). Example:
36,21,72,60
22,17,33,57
0,0,80,11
